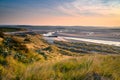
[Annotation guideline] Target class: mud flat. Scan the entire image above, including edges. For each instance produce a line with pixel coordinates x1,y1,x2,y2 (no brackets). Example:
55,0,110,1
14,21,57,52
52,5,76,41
63,37,120,47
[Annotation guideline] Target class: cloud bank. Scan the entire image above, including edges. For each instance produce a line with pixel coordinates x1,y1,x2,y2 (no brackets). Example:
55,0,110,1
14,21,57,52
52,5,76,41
56,0,120,16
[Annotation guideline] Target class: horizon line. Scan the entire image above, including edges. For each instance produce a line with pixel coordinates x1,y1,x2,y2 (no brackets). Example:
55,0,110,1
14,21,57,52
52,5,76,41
0,24,120,28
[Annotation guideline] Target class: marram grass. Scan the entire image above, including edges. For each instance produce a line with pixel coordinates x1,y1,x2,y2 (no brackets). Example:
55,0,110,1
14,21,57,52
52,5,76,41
1,54,118,80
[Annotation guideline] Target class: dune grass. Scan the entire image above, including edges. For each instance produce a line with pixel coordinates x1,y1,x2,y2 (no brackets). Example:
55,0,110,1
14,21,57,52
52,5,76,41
17,54,120,80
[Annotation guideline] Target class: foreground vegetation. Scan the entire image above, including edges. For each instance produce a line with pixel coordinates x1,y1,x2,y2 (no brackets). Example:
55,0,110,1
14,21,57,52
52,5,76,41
0,28,120,80
0,54,120,80
22,54,120,80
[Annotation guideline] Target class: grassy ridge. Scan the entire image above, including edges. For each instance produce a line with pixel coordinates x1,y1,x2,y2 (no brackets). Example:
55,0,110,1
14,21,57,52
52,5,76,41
0,32,64,80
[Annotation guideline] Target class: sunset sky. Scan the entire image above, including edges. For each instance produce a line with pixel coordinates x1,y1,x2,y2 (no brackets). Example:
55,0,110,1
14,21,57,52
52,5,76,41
0,0,120,27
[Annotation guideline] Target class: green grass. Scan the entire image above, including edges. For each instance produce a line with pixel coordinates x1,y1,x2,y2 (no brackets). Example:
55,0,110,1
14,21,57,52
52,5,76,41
12,54,120,80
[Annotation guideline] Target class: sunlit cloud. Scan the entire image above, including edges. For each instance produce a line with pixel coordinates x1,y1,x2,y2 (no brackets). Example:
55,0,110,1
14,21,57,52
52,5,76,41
56,0,120,16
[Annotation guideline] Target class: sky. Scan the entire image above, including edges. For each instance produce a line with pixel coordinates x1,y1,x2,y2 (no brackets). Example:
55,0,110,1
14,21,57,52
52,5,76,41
0,0,120,27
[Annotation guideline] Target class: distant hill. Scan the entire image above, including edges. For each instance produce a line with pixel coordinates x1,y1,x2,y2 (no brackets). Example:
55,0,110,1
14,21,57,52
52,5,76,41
0,27,27,32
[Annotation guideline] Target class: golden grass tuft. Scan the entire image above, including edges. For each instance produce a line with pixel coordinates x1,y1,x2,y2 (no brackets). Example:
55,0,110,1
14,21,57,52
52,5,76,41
19,54,120,80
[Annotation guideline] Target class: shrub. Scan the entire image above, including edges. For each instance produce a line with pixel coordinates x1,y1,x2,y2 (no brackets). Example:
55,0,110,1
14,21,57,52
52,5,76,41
0,56,7,65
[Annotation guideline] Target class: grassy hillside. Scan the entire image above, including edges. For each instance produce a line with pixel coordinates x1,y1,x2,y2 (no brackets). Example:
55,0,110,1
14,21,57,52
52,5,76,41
0,30,120,80
0,31,69,80
0,32,68,63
